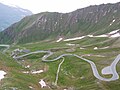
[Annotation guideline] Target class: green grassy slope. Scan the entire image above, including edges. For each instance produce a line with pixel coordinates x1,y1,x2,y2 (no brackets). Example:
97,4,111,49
0,36,120,90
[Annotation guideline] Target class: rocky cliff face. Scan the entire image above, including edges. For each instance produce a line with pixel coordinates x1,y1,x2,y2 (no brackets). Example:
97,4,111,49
0,3,32,31
0,2,120,44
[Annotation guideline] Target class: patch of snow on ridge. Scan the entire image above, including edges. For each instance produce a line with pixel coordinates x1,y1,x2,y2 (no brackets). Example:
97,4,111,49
64,36,85,41
64,34,108,42
0,70,6,80
110,33,120,37
87,35,93,37
109,29,120,34
112,19,116,22
56,38,63,42
108,29,120,37
93,35,108,37
63,29,120,42
87,34,108,37
109,19,116,26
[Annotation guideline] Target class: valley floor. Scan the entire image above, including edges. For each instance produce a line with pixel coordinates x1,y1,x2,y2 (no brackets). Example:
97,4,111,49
0,36,120,90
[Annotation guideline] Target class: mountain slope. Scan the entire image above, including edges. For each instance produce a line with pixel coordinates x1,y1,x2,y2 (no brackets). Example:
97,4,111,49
0,2,120,44
0,3,32,31
1,2,120,90
1,37,120,90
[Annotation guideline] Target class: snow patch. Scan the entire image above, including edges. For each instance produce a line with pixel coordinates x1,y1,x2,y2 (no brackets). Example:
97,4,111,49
0,70,6,80
94,35,108,37
66,43,74,46
39,79,47,88
108,29,120,37
56,38,63,42
29,86,33,89
109,19,116,26
109,23,113,26
64,89,67,90
23,70,44,74
112,19,116,22
94,47,98,50
103,11,107,16
87,34,108,37
109,29,120,34
64,36,85,41
110,33,120,37
31,70,44,74
64,34,109,42
23,71,29,74
87,35,93,37
66,43,76,46
99,46,109,49
25,65,30,68
44,18,47,22
59,29,120,42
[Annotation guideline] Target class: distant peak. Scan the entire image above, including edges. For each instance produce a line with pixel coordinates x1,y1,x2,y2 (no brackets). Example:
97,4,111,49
0,1,18,8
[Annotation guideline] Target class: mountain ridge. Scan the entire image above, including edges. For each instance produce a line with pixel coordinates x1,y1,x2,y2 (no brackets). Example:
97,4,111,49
0,2,120,44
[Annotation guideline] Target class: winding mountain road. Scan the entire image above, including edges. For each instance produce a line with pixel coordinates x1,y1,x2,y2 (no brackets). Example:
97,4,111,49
0,44,120,82
14,50,120,82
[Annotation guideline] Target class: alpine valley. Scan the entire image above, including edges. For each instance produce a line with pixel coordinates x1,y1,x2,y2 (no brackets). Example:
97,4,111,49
0,2,120,90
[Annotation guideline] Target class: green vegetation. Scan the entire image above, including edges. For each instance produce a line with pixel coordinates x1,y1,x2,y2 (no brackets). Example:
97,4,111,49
0,2,120,90
0,35,120,90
